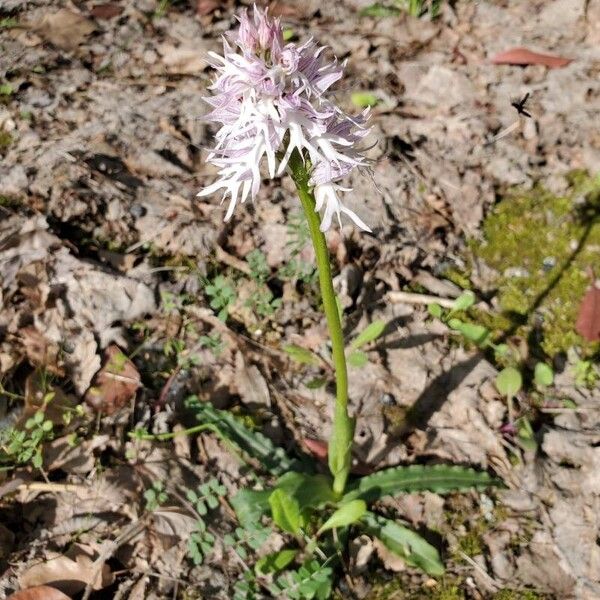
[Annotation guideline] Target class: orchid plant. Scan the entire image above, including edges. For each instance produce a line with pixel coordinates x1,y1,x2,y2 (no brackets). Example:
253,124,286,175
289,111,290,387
198,5,372,496
187,5,497,590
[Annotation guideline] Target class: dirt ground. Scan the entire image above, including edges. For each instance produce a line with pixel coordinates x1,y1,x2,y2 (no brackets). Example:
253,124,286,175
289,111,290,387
1,0,599,598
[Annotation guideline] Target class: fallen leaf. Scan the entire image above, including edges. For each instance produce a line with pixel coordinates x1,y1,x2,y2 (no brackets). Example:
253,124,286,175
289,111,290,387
7,586,71,600
490,47,572,69
195,0,220,16
18,548,111,595
33,9,96,51
302,438,328,460
152,509,198,539
20,327,64,376
373,537,407,572
90,3,124,19
24,372,77,426
84,345,140,415
575,280,600,341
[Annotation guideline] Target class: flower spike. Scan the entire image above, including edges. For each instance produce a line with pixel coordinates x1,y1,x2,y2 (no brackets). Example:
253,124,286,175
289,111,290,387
198,5,372,232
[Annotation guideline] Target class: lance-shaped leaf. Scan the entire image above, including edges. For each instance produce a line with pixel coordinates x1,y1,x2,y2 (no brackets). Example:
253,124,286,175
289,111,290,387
317,500,366,535
269,489,303,536
343,464,498,503
362,512,444,576
350,320,386,350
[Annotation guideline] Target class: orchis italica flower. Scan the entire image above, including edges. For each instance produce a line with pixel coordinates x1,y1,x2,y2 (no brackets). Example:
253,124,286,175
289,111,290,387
198,5,372,232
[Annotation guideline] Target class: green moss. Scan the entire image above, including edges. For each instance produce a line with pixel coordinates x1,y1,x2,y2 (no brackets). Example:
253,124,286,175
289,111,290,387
494,589,545,600
0,130,12,149
366,577,465,600
471,173,600,357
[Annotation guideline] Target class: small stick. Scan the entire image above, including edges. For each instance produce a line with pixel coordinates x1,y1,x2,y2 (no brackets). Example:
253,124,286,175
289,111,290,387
386,290,456,309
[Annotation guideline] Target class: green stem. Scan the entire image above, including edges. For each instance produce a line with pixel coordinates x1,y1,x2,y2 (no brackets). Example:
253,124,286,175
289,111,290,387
288,150,354,496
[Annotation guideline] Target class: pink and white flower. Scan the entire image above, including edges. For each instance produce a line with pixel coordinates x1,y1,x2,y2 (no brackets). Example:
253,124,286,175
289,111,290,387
198,5,372,232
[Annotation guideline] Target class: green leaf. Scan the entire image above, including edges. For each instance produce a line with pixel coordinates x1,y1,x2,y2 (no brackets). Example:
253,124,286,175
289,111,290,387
350,320,386,349
360,3,401,17
328,410,355,497
256,548,298,575
282,27,295,42
427,303,443,319
317,499,366,535
185,396,298,476
231,489,271,528
269,489,303,535
534,362,554,387
283,344,321,366
362,512,444,576
351,92,379,108
451,290,476,312
343,464,498,503
276,472,337,510
448,319,489,344
493,343,509,360
516,417,537,451
0,83,14,96
495,367,522,397
0,17,19,29
347,350,368,368
305,377,327,390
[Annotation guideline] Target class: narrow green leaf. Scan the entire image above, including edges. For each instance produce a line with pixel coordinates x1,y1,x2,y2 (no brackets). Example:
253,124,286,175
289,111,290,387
360,3,401,17
343,464,499,503
427,303,443,319
269,489,303,535
350,320,386,349
255,549,298,575
449,320,489,344
185,396,298,476
283,344,321,366
451,290,475,312
351,92,379,108
534,362,554,387
305,377,327,389
495,367,522,397
328,410,355,496
362,512,444,576
516,417,537,451
347,350,368,368
317,500,366,535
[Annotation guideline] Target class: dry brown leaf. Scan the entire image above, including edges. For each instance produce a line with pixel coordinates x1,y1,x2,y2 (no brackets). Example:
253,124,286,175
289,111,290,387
373,537,406,572
575,280,600,342
195,0,220,16
302,438,328,461
152,509,197,539
18,549,111,595
490,47,572,69
23,372,77,427
20,327,65,376
90,3,123,19
84,345,140,415
33,9,96,51
7,586,71,600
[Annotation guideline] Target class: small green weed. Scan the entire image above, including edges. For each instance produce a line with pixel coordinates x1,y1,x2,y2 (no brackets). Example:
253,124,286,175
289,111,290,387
203,275,236,321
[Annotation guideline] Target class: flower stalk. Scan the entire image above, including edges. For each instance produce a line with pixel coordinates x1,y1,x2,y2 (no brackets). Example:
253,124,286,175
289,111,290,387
288,150,354,496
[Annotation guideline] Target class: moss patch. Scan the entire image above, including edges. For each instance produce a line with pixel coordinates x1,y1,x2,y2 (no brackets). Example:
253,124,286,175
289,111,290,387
471,172,600,357
0,130,12,150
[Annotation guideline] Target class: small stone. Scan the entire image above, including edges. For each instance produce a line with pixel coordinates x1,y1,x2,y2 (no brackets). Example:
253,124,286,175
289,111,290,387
542,256,556,271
